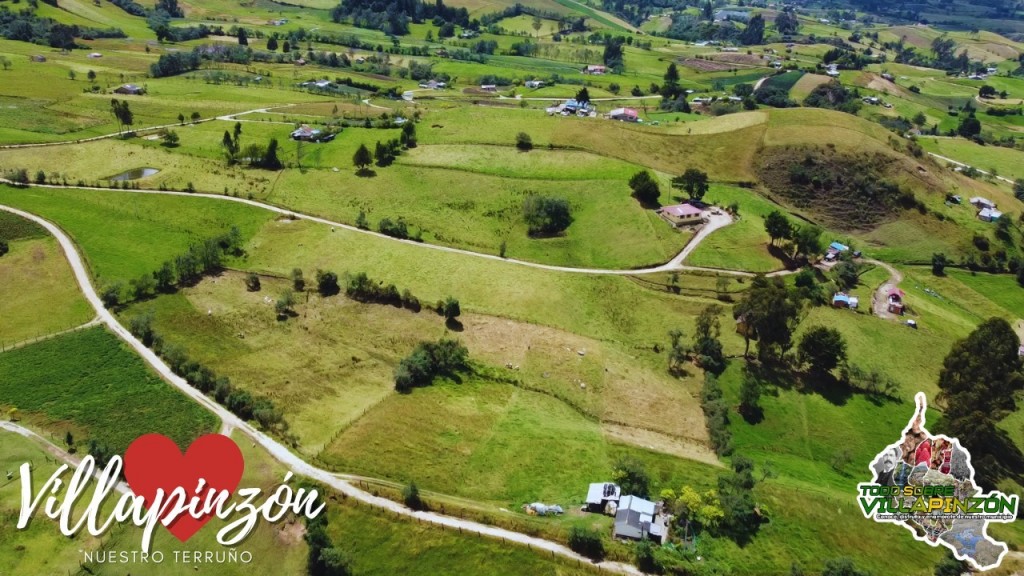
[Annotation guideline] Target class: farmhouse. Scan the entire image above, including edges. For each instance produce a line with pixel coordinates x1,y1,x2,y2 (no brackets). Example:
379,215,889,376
887,289,905,315
583,65,606,75
824,241,849,262
290,125,322,141
978,207,1003,222
480,84,497,92
657,204,705,227
613,495,670,543
608,107,638,122
114,84,145,95
832,293,859,309
525,80,545,88
970,197,996,210
585,482,621,514
418,80,446,89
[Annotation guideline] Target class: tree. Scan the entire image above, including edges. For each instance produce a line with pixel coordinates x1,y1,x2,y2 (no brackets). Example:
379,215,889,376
628,170,660,205
153,261,175,292
912,111,927,126
100,283,122,308
798,327,847,374
931,253,948,276
833,261,859,291
355,210,368,230
663,62,681,98
693,304,726,374
237,28,248,45
87,69,96,82
793,224,823,259
283,40,291,53
68,70,76,81
275,289,295,316
672,168,709,201
763,211,792,246
261,138,282,170
938,318,1023,439
0,240,7,258
191,111,201,123
352,143,372,171
738,369,761,417
178,112,185,125
531,15,542,36
1014,179,1024,201
267,35,278,51
403,481,424,510
291,268,305,291
575,86,591,105
775,8,799,34
162,129,179,147
613,458,651,498
440,296,461,321
740,14,765,45
316,270,340,296
734,275,799,362
64,430,74,451
515,132,533,151
957,113,981,138
523,195,572,236
979,85,997,98
110,99,133,135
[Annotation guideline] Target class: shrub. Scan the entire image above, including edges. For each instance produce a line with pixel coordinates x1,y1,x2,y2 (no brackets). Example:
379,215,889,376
402,481,424,510
515,131,533,151
316,270,340,296
245,272,261,292
567,527,604,561
523,195,572,236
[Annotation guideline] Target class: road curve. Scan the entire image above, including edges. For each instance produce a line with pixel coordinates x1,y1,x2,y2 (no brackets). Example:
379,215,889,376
0,179,772,278
0,203,643,576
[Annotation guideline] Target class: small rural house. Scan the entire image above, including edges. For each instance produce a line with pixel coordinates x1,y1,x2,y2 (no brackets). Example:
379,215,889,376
480,84,497,92
290,125,322,141
524,80,544,88
825,241,849,262
979,207,1003,222
585,482,621,514
658,204,704,227
613,495,670,543
887,288,905,315
418,80,445,89
970,197,996,210
608,107,638,122
583,64,606,75
114,84,145,95
832,293,859,309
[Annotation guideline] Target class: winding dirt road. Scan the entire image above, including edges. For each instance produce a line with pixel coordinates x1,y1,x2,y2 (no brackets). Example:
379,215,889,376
0,203,644,576
0,180,765,277
866,258,904,321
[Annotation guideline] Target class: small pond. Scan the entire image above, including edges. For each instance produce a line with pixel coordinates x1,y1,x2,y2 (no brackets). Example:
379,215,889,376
109,167,159,181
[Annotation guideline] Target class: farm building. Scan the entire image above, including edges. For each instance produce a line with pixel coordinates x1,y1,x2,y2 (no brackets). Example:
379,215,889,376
832,293,859,309
30,54,46,62
525,80,545,88
585,482,621,514
657,204,705,227
887,289,905,315
418,80,446,89
970,197,996,210
583,65,606,75
714,9,750,20
608,107,638,122
290,125,322,141
825,241,849,262
480,84,497,92
114,84,145,95
87,52,102,59
613,495,670,543
978,207,1003,222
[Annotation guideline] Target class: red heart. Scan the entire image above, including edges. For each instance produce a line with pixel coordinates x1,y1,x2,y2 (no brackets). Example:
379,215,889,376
123,433,244,542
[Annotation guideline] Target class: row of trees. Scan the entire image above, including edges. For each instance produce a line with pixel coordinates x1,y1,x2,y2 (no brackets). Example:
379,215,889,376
394,338,469,392
627,168,710,207
222,122,282,169
763,210,824,260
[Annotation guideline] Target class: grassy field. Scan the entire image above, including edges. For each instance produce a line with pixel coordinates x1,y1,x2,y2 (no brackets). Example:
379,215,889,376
686,184,789,272
918,137,1024,182
0,185,274,286
0,236,93,344
0,326,218,452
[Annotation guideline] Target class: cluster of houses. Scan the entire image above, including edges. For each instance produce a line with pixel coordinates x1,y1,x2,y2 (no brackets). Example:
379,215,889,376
584,482,672,543
971,196,1003,222
546,99,596,117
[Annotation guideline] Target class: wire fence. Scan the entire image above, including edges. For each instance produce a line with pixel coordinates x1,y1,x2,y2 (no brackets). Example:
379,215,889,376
0,318,99,354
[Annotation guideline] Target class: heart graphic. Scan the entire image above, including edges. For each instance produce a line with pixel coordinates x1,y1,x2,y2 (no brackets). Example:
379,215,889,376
123,433,244,542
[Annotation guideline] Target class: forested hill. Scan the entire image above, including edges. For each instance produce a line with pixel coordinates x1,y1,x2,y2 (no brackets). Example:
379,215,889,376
331,0,470,36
